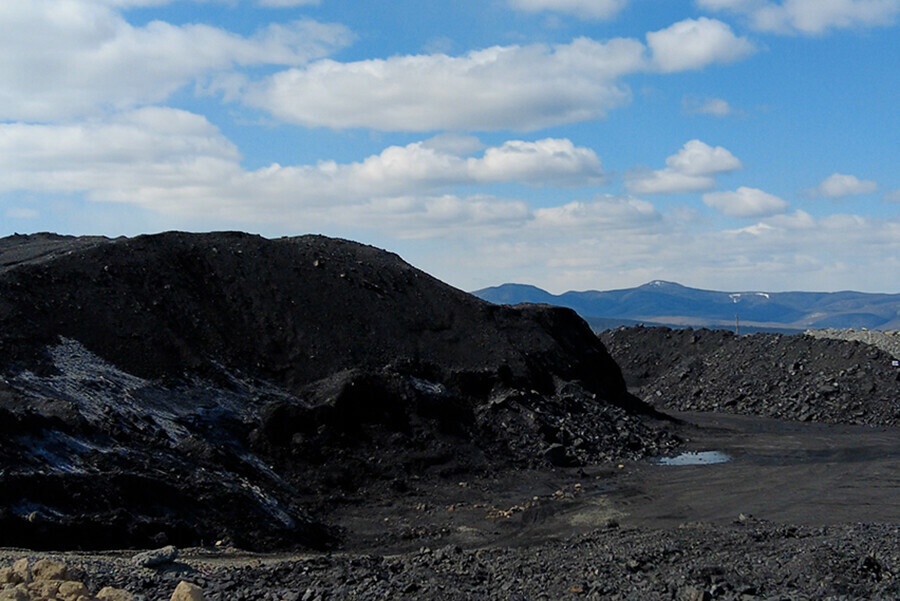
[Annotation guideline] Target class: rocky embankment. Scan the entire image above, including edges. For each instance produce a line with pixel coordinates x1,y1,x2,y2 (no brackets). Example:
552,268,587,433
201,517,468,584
0,232,675,551
599,326,900,426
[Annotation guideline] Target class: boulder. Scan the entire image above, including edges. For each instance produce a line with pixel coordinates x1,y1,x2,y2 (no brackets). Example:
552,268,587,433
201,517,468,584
11,560,29,585
30,559,66,582
0,569,21,586
96,586,134,601
57,580,89,601
170,581,205,601
132,546,178,568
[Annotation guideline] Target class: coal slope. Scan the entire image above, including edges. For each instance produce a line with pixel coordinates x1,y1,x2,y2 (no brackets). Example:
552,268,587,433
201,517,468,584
0,232,675,551
600,326,900,426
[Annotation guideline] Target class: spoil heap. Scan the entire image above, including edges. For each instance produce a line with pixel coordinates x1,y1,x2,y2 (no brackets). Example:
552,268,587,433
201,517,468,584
0,232,673,551
600,326,900,426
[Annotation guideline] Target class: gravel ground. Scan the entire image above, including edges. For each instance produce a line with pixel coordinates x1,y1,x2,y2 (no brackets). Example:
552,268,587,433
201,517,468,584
4,519,900,601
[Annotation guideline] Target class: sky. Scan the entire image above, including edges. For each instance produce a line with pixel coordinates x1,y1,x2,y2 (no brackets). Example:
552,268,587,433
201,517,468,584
1,0,899,294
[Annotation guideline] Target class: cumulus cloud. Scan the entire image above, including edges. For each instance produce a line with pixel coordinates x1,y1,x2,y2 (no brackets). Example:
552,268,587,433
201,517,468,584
0,0,353,121
244,37,647,132
471,139,606,186
0,110,605,226
810,173,879,197
626,140,743,194
646,17,756,72
0,108,241,196
532,196,661,231
682,96,735,117
244,19,756,132
696,0,900,34
702,186,789,217
507,0,629,20
343,195,533,240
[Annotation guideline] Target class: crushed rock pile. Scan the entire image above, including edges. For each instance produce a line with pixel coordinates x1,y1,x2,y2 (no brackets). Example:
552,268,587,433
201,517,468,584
600,326,900,426
0,232,675,551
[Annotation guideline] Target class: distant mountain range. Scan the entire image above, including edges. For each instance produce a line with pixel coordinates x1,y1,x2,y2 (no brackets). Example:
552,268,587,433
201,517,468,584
472,280,900,332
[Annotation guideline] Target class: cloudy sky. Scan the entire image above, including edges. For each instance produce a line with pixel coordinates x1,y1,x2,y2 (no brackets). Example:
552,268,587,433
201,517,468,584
2,0,899,293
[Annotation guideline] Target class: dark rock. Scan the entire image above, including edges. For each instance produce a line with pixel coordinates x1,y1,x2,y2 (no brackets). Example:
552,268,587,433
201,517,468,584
541,444,571,467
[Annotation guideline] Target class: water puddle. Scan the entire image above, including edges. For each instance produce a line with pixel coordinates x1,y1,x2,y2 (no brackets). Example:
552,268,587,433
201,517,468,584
655,451,731,466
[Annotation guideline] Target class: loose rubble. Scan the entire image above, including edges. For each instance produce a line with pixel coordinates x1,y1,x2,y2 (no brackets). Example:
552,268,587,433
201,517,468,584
3,520,899,600
806,328,900,360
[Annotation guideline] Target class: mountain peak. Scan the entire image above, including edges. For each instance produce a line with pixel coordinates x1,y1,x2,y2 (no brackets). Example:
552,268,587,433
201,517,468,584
642,280,683,289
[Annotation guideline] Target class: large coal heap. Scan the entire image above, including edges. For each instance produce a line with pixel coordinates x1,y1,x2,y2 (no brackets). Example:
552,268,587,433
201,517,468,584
2,232,627,400
0,232,672,551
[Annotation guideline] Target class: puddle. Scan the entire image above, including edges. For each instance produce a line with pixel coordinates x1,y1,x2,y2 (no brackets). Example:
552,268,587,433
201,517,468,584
655,451,731,466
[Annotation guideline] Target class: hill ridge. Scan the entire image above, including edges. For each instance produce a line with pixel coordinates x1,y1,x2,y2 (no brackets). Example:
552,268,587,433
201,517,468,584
473,281,900,331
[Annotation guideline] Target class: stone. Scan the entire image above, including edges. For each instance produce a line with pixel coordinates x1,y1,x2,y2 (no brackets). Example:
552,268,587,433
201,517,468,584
31,559,67,582
27,579,62,598
58,580,90,601
97,586,135,601
132,546,179,568
170,581,205,601
542,443,569,467
0,587,26,601
11,560,30,585
678,586,711,601
0,568,21,586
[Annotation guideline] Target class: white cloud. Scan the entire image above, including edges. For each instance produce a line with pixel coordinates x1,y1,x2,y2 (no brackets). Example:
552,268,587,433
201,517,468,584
471,139,606,186
342,195,533,240
666,139,743,175
0,110,606,227
626,140,743,194
764,209,816,229
702,186,789,217
885,189,900,202
532,196,661,231
507,0,629,20
810,173,879,197
0,0,352,121
0,108,241,196
244,37,647,131
696,0,900,34
683,96,734,117
646,17,756,72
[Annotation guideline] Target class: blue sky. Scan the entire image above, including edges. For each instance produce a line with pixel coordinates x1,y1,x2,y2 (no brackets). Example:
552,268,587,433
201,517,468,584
2,0,899,293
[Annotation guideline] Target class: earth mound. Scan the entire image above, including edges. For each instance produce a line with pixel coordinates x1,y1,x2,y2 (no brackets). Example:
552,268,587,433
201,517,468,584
0,232,674,551
600,325,900,426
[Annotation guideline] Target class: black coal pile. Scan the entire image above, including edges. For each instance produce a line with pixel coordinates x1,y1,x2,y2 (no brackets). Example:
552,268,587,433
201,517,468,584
0,232,673,551
600,325,900,426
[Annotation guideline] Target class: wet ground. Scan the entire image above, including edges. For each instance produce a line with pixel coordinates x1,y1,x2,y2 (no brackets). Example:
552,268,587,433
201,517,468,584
615,411,900,528
301,410,900,555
